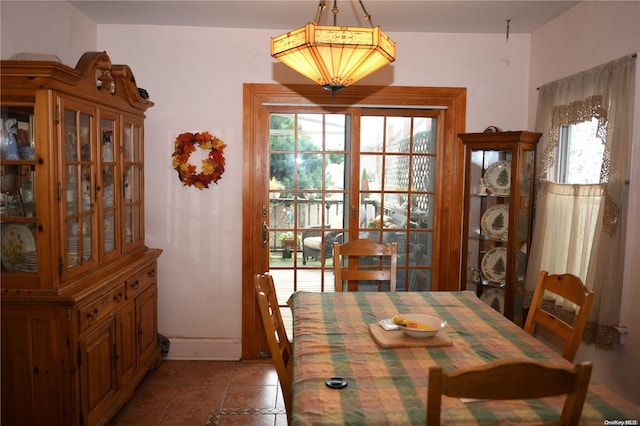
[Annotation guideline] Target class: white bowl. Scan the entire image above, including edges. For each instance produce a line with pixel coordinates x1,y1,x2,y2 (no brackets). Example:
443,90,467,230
397,314,446,339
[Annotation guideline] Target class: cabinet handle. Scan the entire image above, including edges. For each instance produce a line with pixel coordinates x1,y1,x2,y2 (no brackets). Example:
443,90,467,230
131,280,140,290
148,269,155,278
113,292,123,303
87,308,99,321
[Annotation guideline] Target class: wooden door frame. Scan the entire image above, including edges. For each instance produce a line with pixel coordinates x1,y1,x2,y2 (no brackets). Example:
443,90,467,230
242,84,466,360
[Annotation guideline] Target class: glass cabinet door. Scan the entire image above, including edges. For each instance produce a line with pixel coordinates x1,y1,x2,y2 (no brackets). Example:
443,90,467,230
1,105,39,276
62,100,98,274
100,114,119,261
465,148,512,302
122,119,144,252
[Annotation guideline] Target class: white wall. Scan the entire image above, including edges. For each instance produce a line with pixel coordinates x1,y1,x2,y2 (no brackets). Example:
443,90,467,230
2,0,638,404
529,1,640,404
0,1,96,66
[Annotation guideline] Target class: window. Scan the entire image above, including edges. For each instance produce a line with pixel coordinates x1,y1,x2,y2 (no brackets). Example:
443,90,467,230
556,118,604,184
531,54,635,347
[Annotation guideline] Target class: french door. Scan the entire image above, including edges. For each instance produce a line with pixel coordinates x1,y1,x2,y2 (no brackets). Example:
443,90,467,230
243,84,466,359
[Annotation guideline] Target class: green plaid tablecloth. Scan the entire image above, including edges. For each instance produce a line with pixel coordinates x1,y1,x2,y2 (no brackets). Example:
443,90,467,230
291,291,638,425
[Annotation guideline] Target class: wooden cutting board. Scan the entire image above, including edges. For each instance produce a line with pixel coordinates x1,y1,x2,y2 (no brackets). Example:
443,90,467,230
369,323,453,348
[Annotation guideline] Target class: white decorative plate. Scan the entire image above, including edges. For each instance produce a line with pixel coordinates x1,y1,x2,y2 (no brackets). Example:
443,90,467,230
484,160,511,196
481,247,508,283
480,204,509,241
480,288,505,314
1,224,36,272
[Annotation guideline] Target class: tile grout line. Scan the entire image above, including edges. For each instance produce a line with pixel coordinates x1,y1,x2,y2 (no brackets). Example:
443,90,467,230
157,359,192,425
112,360,285,425
206,362,286,425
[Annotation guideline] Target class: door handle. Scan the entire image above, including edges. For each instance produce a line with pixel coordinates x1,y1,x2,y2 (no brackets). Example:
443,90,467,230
262,221,269,247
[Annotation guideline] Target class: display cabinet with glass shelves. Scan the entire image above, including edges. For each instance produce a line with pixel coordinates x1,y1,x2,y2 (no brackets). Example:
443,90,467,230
459,131,540,324
1,52,160,425
1,107,39,282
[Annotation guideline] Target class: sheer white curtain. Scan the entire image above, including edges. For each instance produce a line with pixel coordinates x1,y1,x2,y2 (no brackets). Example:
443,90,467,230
525,181,602,310
527,54,635,348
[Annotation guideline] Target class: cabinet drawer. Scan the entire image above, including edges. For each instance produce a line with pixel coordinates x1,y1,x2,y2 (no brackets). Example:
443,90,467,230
79,284,126,333
125,262,157,300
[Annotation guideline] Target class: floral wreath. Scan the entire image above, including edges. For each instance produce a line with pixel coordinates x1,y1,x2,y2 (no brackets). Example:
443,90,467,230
171,131,227,189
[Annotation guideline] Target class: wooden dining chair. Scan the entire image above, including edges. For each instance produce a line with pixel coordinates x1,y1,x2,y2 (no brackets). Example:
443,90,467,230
524,271,594,362
333,239,398,292
426,359,593,426
254,273,293,424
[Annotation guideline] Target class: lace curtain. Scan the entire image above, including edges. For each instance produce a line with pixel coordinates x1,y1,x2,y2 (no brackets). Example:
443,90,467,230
527,54,635,348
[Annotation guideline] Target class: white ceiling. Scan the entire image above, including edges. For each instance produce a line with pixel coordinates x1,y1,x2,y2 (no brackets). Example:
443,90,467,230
69,0,581,34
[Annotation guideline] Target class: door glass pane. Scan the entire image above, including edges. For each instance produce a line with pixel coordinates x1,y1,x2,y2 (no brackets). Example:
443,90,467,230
66,166,78,215
124,166,132,201
79,113,91,160
0,106,39,274
66,216,92,267
63,107,95,270
268,110,439,295
102,166,115,207
124,125,132,162
132,125,140,162
386,116,412,153
102,118,114,162
361,116,384,152
80,165,92,213
122,122,143,251
325,114,347,151
104,210,116,253
81,216,92,262
0,221,38,272
361,113,438,291
132,165,141,202
133,204,141,241
413,156,436,192
101,117,118,258
124,206,132,243
268,112,348,293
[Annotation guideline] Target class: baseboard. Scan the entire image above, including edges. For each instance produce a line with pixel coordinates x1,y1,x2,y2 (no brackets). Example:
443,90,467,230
163,337,241,360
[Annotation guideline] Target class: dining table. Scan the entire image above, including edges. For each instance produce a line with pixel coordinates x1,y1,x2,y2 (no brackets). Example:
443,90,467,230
290,290,639,425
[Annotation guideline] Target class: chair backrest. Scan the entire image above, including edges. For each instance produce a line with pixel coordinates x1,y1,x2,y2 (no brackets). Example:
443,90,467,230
254,273,293,423
333,239,397,292
523,271,594,362
426,359,592,426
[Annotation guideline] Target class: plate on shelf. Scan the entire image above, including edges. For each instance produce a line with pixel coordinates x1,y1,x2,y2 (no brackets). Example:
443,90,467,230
481,247,507,283
1,224,36,272
15,263,37,273
480,287,505,314
481,204,509,241
484,160,511,196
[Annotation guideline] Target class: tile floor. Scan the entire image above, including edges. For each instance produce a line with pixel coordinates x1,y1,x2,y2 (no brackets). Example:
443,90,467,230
109,360,287,426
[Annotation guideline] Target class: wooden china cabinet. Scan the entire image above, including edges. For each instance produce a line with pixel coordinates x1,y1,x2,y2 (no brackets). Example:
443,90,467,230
459,131,540,325
1,52,162,425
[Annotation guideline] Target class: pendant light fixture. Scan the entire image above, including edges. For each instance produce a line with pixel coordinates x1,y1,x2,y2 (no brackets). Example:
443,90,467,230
271,0,396,97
